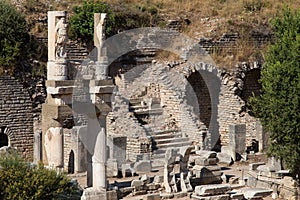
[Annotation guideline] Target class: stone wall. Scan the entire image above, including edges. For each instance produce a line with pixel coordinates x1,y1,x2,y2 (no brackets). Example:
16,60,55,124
0,76,33,160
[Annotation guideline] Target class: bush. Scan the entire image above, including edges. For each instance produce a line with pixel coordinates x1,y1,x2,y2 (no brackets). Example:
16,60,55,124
69,0,115,47
0,1,29,73
0,153,82,200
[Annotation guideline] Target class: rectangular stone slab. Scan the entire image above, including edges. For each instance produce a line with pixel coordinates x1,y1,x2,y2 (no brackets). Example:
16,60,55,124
195,184,231,196
192,194,230,200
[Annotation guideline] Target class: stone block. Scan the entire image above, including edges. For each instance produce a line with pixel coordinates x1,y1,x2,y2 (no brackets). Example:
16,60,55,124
229,124,246,160
107,159,118,177
191,194,230,200
133,160,151,174
217,152,233,166
174,192,188,198
146,183,160,191
283,176,297,187
140,174,150,184
153,175,164,183
257,165,275,172
106,190,118,200
195,150,217,158
193,165,221,171
81,187,106,200
230,193,244,200
249,162,265,171
131,180,144,190
195,184,231,196
195,157,219,166
267,157,281,171
241,188,273,199
143,194,161,200
228,177,239,184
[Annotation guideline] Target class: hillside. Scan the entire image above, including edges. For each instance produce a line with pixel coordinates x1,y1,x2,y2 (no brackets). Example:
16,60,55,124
10,0,300,68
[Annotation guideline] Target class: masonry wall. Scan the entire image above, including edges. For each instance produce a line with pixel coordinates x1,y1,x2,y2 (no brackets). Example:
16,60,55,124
0,76,33,160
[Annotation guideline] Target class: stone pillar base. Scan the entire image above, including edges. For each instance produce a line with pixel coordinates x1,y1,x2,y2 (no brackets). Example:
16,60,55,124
47,60,68,80
81,187,106,200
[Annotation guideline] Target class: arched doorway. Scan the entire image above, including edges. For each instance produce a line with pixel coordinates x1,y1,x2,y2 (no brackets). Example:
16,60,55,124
0,127,8,148
186,71,212,128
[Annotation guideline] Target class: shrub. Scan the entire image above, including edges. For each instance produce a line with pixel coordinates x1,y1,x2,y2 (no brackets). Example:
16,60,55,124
0,1,29,73
69,0,115,47
0,153,82,200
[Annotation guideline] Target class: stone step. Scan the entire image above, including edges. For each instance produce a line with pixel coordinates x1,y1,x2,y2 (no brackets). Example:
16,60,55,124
154,137,189,145
156,141,192,149
151,132,182,140
150,129,181,136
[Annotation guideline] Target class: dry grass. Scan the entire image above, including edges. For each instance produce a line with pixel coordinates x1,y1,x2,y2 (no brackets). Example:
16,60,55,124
16,0,300,68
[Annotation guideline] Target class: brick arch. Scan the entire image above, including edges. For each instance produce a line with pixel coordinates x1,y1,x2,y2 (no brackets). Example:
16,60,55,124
0,76,33,160
175,62,222,149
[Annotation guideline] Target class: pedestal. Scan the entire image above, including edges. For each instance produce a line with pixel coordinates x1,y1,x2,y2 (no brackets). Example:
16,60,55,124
47,60,68,80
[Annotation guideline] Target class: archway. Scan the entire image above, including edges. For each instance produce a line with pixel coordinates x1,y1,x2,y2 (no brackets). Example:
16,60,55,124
0,127,8,148
186,71,212,128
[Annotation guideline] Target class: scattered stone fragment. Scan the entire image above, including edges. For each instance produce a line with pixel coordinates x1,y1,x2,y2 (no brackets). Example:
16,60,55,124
249,162,265,171
140,174,150,184
191,194,230,200
240,188,273,199
143,193,161,200
131,180,144,190
153,175,164,184
217,152,233,166
195,150,217,158
195,184,231,196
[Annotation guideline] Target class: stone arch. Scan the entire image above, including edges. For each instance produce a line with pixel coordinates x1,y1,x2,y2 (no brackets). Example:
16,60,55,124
0,76,33,160
175,62,222,149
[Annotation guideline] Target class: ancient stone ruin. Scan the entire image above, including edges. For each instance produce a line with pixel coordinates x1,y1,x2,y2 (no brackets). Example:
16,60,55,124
0,9,298,200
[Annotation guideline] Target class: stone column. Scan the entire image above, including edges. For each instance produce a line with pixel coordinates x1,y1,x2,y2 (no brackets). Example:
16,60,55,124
94,13,108,80
44,127,64,168
92,114,107,188
47,11,68,80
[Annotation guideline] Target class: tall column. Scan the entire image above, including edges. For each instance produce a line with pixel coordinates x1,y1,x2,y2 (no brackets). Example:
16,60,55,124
47,11,68,80
92,114,107,188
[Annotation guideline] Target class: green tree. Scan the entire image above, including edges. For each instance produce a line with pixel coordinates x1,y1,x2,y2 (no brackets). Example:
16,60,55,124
0,1,29,73
0,152,82,200
250,8,300,178
69,0,115,48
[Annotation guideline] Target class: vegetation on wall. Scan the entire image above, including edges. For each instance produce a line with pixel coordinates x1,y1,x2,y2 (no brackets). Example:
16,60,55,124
249,8,300,178
0,152,82,200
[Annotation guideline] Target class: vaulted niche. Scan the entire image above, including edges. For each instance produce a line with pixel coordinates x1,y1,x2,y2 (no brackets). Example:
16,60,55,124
186,71,212,128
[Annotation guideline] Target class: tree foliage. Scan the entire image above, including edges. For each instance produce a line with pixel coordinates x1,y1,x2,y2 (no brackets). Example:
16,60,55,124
0,152,82,200
250,8,300,177
0,1,29,72
69,0,115,46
